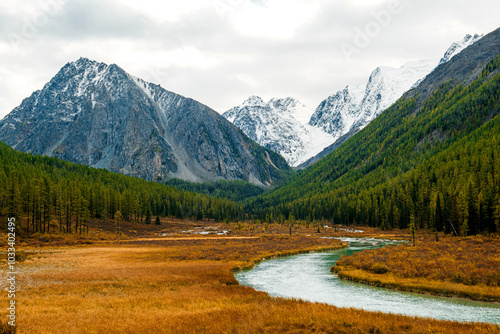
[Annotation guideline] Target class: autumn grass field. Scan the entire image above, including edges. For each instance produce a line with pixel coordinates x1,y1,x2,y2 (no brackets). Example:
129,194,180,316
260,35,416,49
1,219,499,333
334,233,500,302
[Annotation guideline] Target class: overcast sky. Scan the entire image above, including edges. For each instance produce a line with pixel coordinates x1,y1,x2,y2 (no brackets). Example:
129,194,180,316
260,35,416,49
1,0,499,118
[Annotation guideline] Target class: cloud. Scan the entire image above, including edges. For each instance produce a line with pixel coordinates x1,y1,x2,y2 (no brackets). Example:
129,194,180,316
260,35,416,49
1,0,500,118
225,0,320,40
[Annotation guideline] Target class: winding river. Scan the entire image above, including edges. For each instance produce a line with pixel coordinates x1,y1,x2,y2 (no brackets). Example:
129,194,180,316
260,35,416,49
235,238,500,324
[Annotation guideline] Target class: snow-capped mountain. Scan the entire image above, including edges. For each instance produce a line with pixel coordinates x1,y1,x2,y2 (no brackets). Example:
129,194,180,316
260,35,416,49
309,84,364,138
0,58,291,185
223,96,332,166
224,34,483,168
310,33,483,146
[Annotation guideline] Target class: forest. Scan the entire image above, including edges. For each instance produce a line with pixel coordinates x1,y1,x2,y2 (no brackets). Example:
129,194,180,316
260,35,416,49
164,178,265,202
0,141,241,234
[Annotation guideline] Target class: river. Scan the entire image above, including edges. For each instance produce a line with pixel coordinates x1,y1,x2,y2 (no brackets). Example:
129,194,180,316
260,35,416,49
235,237,500,324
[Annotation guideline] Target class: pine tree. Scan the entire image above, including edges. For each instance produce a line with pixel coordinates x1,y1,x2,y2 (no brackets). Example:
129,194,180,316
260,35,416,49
145,208,151,225
409,214,416,246
42,178,52,233
461,218,469,237
467,181,479,235
435,193,445,232
494,195,500,232
115,210,123,236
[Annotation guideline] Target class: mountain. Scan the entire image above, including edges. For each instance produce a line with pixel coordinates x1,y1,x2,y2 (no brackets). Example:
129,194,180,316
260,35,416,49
223,96,333,166
225,34,482,168
0,58,291,186
248,26,500,235
310,59,439,135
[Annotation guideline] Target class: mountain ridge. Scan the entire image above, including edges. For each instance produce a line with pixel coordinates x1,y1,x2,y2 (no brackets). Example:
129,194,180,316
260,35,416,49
0,58,292,186
224,34,482,167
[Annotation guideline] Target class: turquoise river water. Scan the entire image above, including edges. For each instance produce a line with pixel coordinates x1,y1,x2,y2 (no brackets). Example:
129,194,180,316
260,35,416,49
235,238,500,324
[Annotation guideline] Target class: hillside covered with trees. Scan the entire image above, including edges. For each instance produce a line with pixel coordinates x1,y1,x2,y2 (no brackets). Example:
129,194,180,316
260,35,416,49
0,141,241,234
245,54,500,236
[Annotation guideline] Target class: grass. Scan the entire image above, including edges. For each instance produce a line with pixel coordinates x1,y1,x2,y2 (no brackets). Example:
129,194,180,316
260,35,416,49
1,221,499,333
333,234,500,302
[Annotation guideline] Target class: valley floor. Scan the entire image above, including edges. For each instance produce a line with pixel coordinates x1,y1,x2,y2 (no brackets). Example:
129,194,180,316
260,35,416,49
1,220,499,333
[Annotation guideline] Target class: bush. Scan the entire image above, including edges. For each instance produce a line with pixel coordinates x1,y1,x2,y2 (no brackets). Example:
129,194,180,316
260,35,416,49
371,263,390,274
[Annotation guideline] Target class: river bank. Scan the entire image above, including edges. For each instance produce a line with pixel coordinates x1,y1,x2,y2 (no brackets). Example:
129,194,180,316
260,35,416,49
236,237,500,325
333,235,500,302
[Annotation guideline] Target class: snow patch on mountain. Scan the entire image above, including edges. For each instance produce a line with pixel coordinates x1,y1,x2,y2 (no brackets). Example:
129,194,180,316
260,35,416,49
439,34,483,65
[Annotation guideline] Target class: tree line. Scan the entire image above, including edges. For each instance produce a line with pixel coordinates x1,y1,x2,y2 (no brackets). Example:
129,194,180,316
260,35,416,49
0,142,241,234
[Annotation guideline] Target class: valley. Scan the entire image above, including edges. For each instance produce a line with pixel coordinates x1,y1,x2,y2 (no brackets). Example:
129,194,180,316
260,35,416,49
0,5,499,333
2,220,499,333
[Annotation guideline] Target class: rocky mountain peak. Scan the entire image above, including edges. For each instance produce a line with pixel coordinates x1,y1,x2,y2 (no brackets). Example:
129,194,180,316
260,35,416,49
242,95,266,107
0,59,291,186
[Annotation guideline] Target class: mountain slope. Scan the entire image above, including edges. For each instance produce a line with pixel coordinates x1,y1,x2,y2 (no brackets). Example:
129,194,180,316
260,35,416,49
0,139,240,226
248,27,500,235
223,96,332,166
0,58,291,186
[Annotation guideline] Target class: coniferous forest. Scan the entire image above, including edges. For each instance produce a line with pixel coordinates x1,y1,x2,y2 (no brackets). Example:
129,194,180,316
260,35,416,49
0,141,240,234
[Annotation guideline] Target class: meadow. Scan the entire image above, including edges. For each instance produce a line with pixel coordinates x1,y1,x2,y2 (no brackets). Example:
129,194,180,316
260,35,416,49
1,219,499,333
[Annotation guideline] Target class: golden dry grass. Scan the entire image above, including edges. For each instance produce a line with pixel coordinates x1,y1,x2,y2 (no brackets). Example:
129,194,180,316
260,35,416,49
334,234,500,302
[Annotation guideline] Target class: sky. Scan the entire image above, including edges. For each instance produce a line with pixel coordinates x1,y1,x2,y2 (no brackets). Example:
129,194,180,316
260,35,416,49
1,0,500,118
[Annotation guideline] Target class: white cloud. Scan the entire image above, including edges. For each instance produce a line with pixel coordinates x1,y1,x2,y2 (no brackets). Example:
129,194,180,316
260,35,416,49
1,0,500,118
226,0,320,40
116,0,209,22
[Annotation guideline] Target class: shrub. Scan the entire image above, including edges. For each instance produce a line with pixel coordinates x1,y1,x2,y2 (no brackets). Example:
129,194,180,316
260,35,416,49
371,263,390,274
